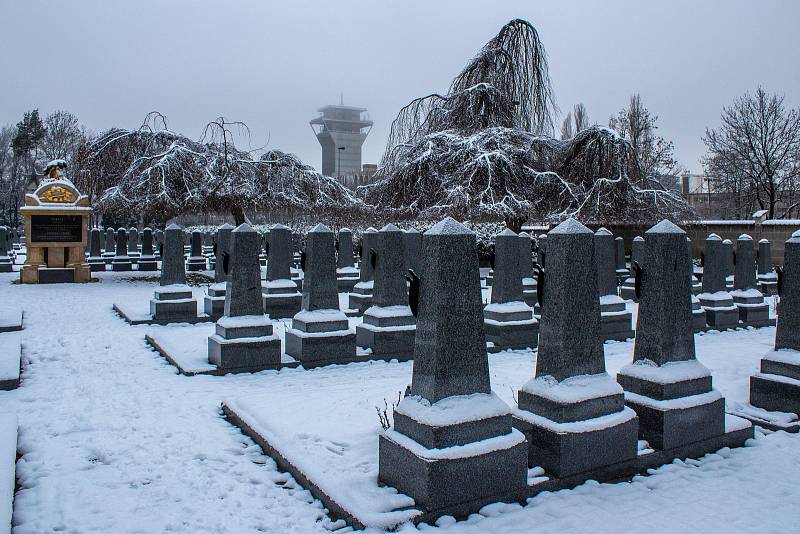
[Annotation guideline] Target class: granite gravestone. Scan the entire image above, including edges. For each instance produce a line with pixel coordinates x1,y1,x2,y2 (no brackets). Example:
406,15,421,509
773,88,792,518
698,234,738,329
128,227,140,263
348,227,378,313
617,221,725,450
149,224,199,323
87,227,105,272
138,228,158,271
379,217,528,512
186,230,206,271
111,228,133,271
0,227,12,272
336,227,359,292
402,228,422,277
208,223,280,371
519,231,537,307
203,223,234,320
750,230,800,414
262,223,302,319
621,236,645,300
723,239,734,289
595,228,634,341
102,227,116,264
615,236,629,282
356,224,416,360
285,224,356,365
757,239,778,295
687,236,702,295
154,229,164,261
512,218,639,478
484,229,538,351
731,234,772,327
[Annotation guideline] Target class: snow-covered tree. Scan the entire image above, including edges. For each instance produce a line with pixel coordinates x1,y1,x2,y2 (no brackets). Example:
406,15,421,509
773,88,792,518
363,19,690,229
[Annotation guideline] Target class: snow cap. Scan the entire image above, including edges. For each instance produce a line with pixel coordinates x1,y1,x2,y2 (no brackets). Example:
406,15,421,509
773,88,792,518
538,234,547,239
233,223,255,233
364,227,378,233
166,223,182,231
339,227,351,233
738,234,753,241
723,239,732,244
380,223,401,233
143,226,152,231
633,236,645,242
792,229,800,238
219,223,235,230
759,238,770,243
403,228,419,234
270,223,289,230
426,217,471,236
646,219,685,235
707,233,721,240
309,223,332,233
550,217,591,235
595,227,612,236
498,228,517,237
519,231,530,238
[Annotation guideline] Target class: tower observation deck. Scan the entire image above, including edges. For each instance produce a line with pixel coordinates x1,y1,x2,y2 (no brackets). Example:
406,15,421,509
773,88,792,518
310,104,373,178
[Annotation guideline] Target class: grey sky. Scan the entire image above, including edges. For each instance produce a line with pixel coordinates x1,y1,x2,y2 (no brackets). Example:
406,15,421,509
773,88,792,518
2,0,798,174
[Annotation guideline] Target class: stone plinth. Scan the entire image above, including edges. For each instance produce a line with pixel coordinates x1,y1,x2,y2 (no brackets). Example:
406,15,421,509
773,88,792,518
186,231,206,271
699,234,738,329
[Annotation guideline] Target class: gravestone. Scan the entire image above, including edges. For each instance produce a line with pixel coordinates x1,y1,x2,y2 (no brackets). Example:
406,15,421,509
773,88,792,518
620,236,644,300
356,224,416,360
595,228,634,341
512,218,639,478
111,228,133,271
203,223,234,319
348,227,378,313
128,227,140,263
617,220,725,450
149,224,199,323
379,217,528,512
519,231,537,307
731,234,772,327
687,236,702,295
484,229,538,351
186,230,206,271
615,236,629,283
87,227,105,272
262,223,302,319
138,228,158,271
103,228,116,264
537,233,547,267
336,227,359,292
402,228,422,276
0,227,12,272
208,223,280,371
757,239,778,295
285,224,356,365
751,229,800,415
258,232,268,267
723,239,734,289
154,229,164,261
698,234,738,329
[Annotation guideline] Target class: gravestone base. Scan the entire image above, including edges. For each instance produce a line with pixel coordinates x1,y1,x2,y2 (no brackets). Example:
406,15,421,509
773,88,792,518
758,274,778,296
599,296,635,341
692,309,708,332
186,257,207,271
699,293,739,330
337,267,360,293
128,252,141,265
111,257,132,271
285,309,356,366
0,258,12,272
261,279,302,319
147,284,202,324
484,302,538,351
691,279,703,295
208,316,282,371
750,350,800,415
624,394,725,450
732,292,774,327
521,278,537,307
38,267,76,284
102,252,115,265
356,305,416,361
348,281,374,313
88,257,106,272
203,283,227,320
0,334,21,390
616,269,629,286
620,278,637,301
138,255,158,271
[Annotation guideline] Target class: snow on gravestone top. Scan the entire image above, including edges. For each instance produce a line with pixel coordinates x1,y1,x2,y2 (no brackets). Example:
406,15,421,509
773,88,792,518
775,233,800,351
536,218,605,381
267,224,293,282
410,217,490,403
702,234,728,294
301,224,339,311
735,234,758,291
214,224,234,283
594,227,618,297
595,227,612,236
224,223,264,318
490,228,524,304
160,224,187,286
371,224,407,308
634,220,697,365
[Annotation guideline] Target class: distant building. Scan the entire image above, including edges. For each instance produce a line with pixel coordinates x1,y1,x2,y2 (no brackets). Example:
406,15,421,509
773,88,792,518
310,103,373,181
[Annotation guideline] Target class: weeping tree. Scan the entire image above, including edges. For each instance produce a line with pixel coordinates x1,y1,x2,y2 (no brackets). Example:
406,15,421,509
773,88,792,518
365,19,690,228
74,113,366,226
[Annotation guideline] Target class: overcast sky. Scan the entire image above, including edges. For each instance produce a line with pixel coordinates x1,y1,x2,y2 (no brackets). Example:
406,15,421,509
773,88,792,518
2,0,798,174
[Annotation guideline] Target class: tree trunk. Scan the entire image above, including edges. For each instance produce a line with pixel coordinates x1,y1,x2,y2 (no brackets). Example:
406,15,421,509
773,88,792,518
231,206,245,226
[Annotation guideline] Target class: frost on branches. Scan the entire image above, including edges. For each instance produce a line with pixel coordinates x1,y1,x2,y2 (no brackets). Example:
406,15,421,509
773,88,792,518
74,115,364,224
364,19,690,228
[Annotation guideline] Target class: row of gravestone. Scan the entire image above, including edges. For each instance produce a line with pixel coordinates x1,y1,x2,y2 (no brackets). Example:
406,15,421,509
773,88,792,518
0,226,18,273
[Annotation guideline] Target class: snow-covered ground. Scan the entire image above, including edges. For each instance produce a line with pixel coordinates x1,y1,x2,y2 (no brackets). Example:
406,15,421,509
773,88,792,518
1,270,799,533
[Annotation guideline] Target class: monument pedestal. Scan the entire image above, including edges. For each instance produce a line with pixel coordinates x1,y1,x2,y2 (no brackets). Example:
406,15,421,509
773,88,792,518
599,296,635,341
483,302,538,352
758,273,778,295
262,279,302,319
698,292,739,330
186,256,206,271
203,282,227,320
208,315,281,371
138,254,158,271
691,296,708,332
356,305,416,360
513,373,639,478
750,350,800,414
111,255,133,271
87,255,106,272
379,393,528,512
347,281,373,313
522,277,537,307
284,309,356,366
337,267,360,292
731,289,774,327
150,284,199,323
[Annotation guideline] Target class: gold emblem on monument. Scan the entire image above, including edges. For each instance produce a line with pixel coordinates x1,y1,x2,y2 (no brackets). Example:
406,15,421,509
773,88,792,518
40,185,75,203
